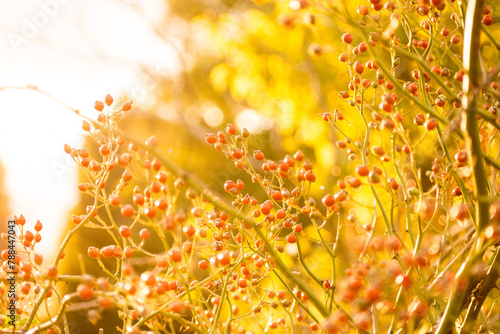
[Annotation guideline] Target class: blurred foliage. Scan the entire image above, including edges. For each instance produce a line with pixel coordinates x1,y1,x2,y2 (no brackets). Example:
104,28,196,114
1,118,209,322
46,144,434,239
57,0,500,332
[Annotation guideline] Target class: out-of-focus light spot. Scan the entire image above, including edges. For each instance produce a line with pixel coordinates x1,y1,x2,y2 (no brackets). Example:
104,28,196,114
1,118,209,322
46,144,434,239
428,242,440,256
236,108,272,133
289,1,301,10
184,106,202,125
204,107,224,127
286,243,298,257
406,179,417,189
331,166,341,176
157,104,179,122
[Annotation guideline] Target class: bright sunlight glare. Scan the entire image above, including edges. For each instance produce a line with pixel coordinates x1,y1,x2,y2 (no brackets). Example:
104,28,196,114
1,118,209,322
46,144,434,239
0,0,178,260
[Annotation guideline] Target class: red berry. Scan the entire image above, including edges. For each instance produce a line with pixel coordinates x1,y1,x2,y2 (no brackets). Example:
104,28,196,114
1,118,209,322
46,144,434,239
354,61,365,74
232,149,243,160
357,6,369,15
24,230,34,243
34,220,43,232
119,225,131,238
109,195,121,206
356,165,370,177
99,145,110,156
144,206,156,218
226,123,236,135
253,150,265,161
77,284,94,300
206,133,217,144
425,118,437,130
483,15,494,25
342,33,353,44
121,204,134,218
455,151,467,163
198,260,209,270
139,229,151,240
322,194,335,207
47,266,58,278
387,235,402,251
169,248,182,262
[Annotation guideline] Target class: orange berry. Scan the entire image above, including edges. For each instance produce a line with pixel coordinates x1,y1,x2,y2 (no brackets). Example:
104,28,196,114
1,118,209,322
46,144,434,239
77,284,94,300
322,194,335,207
334,189,348,202
339,53,349,62
217,251,230,266
121,205,134,218
206,133,217,144
139,229,150,240
237,279,247,288
124,246,133,258
342,33,353,44
145,135,157,147
354,61,365,74
121,101,132,111
47,266,58,278
348,177,362,188
99,145,110,156
144,206,156,218
253,150,265,161
226,123,237,135
99,297,112,309
356,165,370,177
305,170,316,182
82,120,91,131
395,274,412,289
366,286,381,303
119,225,131,238
455,150,467,163
152,158,162,171
357,6,369,15
24,230,34,243
104,94,113,106
168,300,184,313
287,234,297,243
425,118,437,130
389,177,399,190
482,15,494,25
94,100,104,111
387,235,402,251
276,209,286,219
109,195,121,206
169,248,182,262
232,149,243,160
294,150,304,161
100,246,114,258
34,220,43,232
72,215,82,224
359,42,368,52
198,260,209,270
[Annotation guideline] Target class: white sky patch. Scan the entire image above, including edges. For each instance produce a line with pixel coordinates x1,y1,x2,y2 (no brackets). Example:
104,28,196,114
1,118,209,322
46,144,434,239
0,0,177,260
